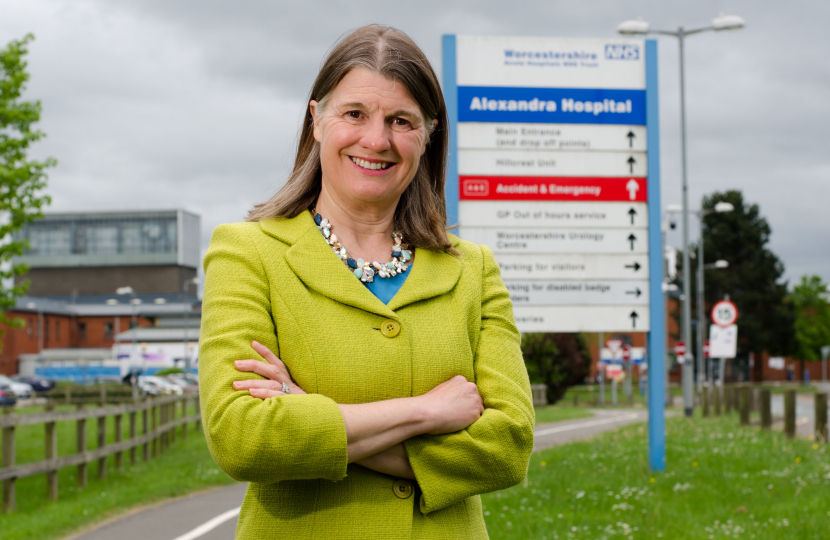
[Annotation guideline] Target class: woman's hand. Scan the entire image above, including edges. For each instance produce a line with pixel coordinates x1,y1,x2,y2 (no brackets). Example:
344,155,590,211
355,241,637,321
232,341,307,398
419,375,484,435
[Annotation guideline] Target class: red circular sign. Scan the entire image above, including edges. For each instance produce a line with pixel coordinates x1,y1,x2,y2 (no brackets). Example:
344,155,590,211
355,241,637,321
673,341,686,356
711,300,738,327
622,345,631,361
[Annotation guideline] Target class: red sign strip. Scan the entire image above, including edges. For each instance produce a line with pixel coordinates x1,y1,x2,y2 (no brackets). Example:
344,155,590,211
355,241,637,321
459,175,647,202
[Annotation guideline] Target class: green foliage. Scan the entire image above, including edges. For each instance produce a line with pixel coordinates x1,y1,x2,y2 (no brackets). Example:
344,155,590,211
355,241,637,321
0,34,55,327
521,333,592,404
790,275,830,361
699,190,794,362
154,367,186,376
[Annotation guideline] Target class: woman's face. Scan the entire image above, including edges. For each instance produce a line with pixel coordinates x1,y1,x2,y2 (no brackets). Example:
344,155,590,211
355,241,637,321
311,67,431,209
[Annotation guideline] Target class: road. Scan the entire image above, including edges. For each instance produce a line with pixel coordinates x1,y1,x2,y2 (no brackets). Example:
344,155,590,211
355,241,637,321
66,409,648,540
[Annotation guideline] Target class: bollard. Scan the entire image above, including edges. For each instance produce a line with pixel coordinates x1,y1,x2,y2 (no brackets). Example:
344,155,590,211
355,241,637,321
760,389,771,430
739,386,750,426
702,387,710,418
815,393,828,443
714,386,722,416
747,387,756,413
726,386,733,414
611,379,618,407
784,390,796,439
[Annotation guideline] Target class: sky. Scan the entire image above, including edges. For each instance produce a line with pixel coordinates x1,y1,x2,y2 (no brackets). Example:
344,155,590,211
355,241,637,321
2,0,829,288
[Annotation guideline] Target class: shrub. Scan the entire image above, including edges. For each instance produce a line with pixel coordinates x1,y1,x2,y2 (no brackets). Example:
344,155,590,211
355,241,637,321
521,333,592,404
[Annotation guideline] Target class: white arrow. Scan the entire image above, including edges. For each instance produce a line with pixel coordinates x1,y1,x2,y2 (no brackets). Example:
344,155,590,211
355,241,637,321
626,179,639,201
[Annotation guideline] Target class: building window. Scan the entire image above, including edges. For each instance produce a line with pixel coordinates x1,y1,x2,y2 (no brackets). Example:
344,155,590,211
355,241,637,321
78,322,87,342
104,322,114,341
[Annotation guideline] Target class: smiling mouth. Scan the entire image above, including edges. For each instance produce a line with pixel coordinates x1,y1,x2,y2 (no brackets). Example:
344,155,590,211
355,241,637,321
350,156,393,171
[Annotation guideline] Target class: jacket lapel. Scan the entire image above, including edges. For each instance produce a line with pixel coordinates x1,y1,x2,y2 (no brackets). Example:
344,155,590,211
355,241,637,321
261,213,397,319
387,240,462,311
260,213,461,316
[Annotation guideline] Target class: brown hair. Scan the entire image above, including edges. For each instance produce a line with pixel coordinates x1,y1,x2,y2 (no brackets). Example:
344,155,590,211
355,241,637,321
247,24,454,253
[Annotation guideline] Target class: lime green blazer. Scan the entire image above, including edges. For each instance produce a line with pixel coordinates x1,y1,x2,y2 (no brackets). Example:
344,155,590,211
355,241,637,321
200,211,534,540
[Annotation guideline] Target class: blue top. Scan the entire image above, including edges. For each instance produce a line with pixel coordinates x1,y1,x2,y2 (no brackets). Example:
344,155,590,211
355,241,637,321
362,267,410,304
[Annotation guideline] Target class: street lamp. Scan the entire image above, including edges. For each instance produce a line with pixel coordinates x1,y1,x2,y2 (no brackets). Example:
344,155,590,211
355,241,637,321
618,14,745,418
183,277,199,373
117,286,140,372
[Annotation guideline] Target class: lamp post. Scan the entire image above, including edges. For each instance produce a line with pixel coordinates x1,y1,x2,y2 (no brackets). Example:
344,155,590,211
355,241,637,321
116,286,141,372
618,13,745,417
696,201,734,389
183,277,199,373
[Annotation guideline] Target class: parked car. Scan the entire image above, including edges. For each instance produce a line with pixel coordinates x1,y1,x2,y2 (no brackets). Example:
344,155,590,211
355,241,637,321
136,377,164,397
163,375,198,392
11,375,56,392
0,375,33,399
0,384,16,407
139,376,184,396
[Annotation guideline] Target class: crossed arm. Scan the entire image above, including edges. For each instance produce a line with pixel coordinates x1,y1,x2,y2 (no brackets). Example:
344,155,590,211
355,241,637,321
232,341,484,479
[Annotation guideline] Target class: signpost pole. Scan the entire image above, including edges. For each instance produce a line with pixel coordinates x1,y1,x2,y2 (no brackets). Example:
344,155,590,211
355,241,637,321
599,332,605,405
442,34,459,228
645,39,666,471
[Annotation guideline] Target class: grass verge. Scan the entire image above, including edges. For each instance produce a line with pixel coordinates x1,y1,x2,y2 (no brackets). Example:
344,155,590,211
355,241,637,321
483,413,830,539
0,425,235,540
535,406,594,425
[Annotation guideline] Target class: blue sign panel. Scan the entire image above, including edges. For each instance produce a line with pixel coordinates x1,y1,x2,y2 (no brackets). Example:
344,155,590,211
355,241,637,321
458,86,646,125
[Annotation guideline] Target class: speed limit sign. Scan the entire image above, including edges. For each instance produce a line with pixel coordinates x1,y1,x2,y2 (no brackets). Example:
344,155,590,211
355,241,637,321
711,300,738,327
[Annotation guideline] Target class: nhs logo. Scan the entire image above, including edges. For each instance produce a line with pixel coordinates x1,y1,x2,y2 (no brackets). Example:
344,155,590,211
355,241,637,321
604,44,639,60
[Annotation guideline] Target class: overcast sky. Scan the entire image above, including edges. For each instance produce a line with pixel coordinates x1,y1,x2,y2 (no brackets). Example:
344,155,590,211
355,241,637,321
3,0,829,288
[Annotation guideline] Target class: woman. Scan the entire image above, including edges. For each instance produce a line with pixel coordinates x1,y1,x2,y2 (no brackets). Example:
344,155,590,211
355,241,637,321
200,24,534,539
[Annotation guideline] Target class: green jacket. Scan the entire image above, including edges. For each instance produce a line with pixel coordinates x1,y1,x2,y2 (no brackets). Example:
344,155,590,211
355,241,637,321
200,211,534,540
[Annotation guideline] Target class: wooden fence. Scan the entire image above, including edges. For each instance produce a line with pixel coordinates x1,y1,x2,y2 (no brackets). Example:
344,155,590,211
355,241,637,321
0,394,201,513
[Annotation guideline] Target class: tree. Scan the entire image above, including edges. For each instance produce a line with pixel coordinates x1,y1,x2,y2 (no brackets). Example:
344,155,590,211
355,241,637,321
790,275,830,375
699,190,794,380
0,34,54,327
521,333,591,404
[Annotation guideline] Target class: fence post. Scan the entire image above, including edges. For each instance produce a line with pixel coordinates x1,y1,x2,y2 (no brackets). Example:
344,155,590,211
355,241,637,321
129,412,137,464
784,389,796,439
76,404,88,489
161,403,168,452
181,398,188,440
702,386,710,418
195,397,201,432
97,413,107,479
114,414,123,470
170,399,177,444
142,406,149,462
151,403,158,458
815,393,828,443
714,386,722,417
2,408,15,512
65,386,71,405
760,389,772,430
739,386,750,426
45,402,58,500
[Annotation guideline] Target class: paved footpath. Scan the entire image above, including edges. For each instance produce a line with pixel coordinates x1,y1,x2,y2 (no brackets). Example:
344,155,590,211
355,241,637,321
66,409,649,540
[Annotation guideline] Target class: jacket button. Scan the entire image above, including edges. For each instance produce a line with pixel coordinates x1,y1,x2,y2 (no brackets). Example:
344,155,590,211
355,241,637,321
393,479,413,499
380,320,401,338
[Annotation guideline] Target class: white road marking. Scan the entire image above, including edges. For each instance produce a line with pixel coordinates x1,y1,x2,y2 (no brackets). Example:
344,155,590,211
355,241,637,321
534,413,641,437
171,506,241,540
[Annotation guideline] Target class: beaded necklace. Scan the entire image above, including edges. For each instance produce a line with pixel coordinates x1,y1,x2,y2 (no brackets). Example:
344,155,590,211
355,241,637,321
312,210,411,283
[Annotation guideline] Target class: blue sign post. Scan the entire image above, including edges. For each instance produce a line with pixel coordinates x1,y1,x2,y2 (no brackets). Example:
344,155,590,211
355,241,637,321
645,39,666,472
443,34,665,471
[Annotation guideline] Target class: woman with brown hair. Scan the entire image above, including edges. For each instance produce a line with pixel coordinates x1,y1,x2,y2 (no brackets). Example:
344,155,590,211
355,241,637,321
199,24,534,539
